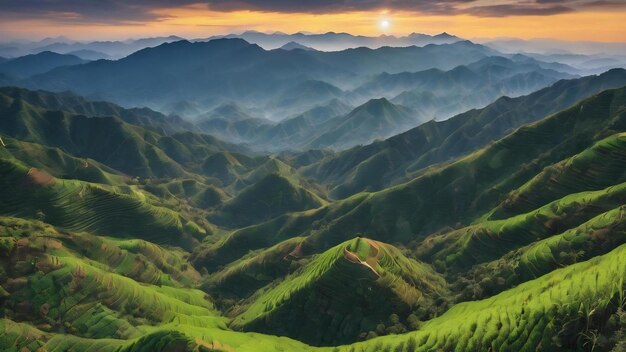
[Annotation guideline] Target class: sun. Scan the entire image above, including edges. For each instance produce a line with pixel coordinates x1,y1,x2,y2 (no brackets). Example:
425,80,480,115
379,19,390,31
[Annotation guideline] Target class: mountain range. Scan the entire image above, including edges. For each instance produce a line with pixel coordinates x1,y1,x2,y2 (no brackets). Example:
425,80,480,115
205,31,463,51
0,32,625,352
0,37,584,151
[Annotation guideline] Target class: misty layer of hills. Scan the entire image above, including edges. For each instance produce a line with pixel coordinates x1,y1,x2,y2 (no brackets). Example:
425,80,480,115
0,32,607,151
1,31,626,352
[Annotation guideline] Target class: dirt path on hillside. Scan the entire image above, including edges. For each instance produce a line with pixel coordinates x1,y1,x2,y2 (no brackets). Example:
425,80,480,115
343,238,382,278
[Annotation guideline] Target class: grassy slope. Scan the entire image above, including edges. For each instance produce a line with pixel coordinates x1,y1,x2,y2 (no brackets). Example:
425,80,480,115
0,135,126,185
0,158,205,249
0,95,189,178
417,133,626,270
341,243,626,352
491,132,626,219
208,173,326,228
231,238,446,346
301,69,626,199
0,89,250,181
0,217,314,352
5,234,626,351
195,86,626,270
456,205,626,300
1,83,626,351
0,86,197,135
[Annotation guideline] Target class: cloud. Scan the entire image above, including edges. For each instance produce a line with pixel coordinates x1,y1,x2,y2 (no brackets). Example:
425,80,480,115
202,0,476,14
465,4,575,16
0,0,624,24
580,0,626,8
535,0,570,3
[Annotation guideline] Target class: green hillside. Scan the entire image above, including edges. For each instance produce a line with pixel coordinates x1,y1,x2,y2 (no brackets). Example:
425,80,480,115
302,68,626,198
196,85,626,268
340,243,626,351
0,95,188,178
231,238,447,346
0,87,196,134
209,173,326,228
308,98,423,150
1,79,626,352
0,158,205,248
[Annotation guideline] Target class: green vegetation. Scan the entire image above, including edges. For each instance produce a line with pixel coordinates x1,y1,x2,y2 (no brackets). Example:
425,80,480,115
197,86,626,269
209,173,326,228
419,164,626,272
341,243,626,351
231,238,447,346
0,158,205,248
302,68,626,198
1,78,626,351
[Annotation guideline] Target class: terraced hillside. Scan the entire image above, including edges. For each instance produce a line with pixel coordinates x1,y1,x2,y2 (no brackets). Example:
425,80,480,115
194,85,626,270
301,68,626,198
231,238,447,346
0,158,205,248
1,81,626,352
340,244,626,351
0,217,313,352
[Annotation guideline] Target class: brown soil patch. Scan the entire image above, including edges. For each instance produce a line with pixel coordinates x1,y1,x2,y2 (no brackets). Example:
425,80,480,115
24,168,55,187
47,239,62,249
286,242,304,259
196,338,235,352
16,238,29,247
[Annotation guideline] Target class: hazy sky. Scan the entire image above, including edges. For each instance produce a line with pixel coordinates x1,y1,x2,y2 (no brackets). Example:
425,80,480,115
1,0,625,42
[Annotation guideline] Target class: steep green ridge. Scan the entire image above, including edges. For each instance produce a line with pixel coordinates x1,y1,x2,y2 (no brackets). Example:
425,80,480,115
231,238,447,346
491,132,626,219
340,243,626,351
417,134,626,271
0,218,316,352
0,158,205,248
196,86,626,268
459,206,626,299
209,173,326,228
0,95,188,178
0,136,126,185
0,88,249,181
422,182,626,271
2,75,626,351
302,69,626,198
0,218,220,338
0,87,196,134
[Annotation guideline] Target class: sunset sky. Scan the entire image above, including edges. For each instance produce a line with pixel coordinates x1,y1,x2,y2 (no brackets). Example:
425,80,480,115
1,0,625,42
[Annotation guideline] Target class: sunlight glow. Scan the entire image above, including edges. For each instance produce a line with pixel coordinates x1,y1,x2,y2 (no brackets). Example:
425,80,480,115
379,19,390,31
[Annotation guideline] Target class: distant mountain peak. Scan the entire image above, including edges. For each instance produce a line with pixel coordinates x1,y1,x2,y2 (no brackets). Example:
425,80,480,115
364,97,392,105
353,97,398,115
434,32,457,39
279,41,315,51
